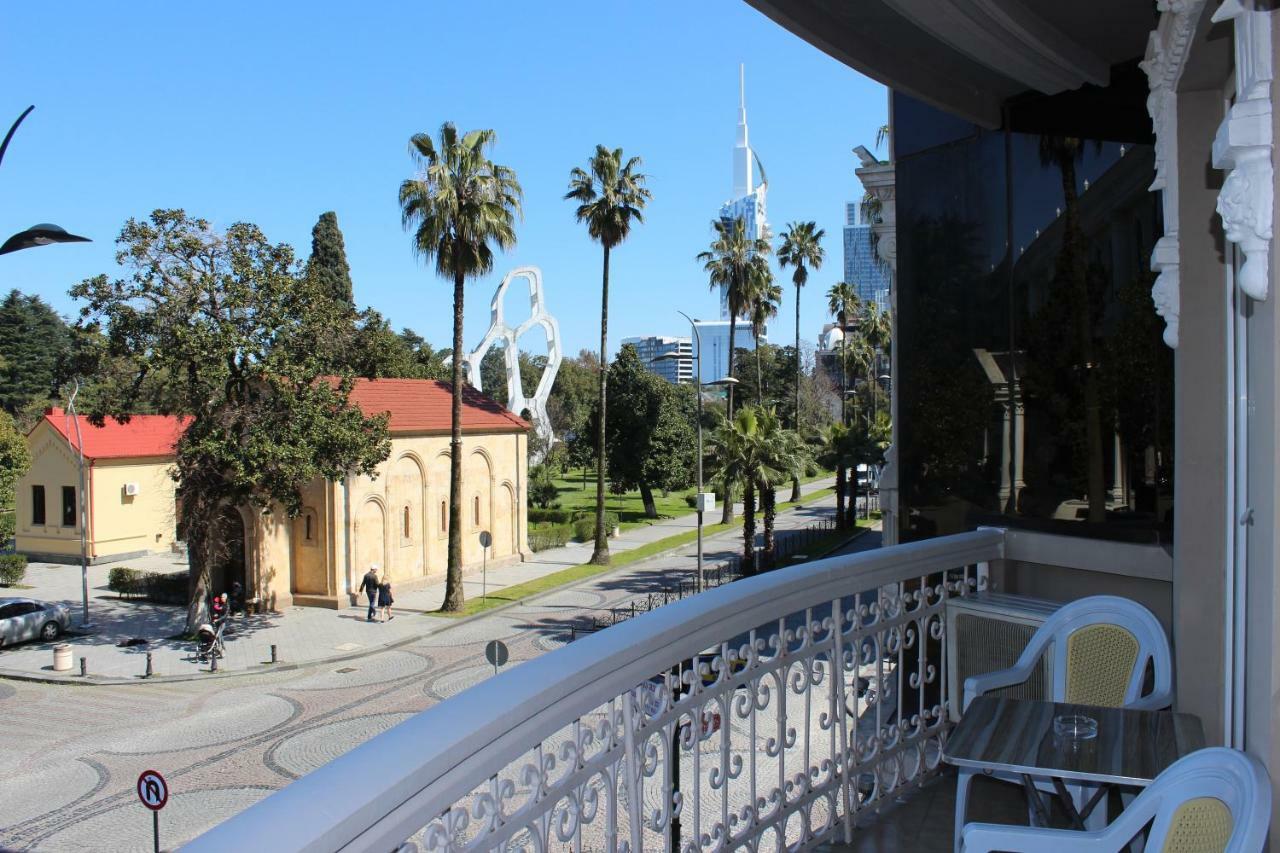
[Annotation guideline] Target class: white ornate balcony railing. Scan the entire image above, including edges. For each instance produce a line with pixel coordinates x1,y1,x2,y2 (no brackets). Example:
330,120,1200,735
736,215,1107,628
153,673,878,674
186,529,1002,852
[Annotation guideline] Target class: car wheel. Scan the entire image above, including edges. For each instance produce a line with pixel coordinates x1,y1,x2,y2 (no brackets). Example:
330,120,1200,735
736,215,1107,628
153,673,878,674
40,621,61,641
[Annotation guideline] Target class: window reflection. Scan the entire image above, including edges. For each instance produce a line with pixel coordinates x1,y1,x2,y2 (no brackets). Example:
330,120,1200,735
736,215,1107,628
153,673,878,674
896,93,1171,544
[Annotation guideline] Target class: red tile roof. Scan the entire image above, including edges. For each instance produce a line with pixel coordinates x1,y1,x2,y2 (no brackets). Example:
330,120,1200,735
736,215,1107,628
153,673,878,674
40,409,187,461
343,378,529,433
34,380,524,459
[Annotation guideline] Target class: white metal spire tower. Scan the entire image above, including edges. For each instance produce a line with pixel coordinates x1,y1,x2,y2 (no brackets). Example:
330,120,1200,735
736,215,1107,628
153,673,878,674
733,63,754,199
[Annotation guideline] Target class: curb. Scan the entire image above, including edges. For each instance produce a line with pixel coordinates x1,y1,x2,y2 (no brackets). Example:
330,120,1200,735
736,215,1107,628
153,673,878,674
0,488,843,687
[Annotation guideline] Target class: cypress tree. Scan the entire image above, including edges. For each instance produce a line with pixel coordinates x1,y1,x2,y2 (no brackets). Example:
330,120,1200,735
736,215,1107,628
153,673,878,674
306,211,355,304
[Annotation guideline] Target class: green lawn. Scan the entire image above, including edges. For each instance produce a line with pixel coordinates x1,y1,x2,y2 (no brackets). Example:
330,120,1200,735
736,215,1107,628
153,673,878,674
543,467,834,532
433,485,856,620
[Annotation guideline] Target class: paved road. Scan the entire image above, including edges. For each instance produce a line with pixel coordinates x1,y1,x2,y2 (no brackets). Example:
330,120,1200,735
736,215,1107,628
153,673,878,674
0,495,858,851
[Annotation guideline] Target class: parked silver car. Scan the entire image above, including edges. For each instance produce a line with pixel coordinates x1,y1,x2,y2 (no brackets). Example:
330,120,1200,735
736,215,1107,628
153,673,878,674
0,597,70,648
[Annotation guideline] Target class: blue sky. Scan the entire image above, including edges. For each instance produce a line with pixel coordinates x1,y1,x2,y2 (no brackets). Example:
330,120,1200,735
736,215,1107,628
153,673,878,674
0,1,886,359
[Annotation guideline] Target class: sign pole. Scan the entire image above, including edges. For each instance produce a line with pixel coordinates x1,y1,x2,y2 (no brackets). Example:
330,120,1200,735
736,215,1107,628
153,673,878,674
153,809,159,853
478,531,492,601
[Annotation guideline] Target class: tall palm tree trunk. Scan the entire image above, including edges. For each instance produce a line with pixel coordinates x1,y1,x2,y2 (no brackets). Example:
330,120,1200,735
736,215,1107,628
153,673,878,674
721,315,738,526
754,328,764,406
840,331,847,424
742,476,756,575
1060,159,1106,524
761,482,776,569
791,282,802,503
835,465,846,529
591,245,612,564
444,267,467,611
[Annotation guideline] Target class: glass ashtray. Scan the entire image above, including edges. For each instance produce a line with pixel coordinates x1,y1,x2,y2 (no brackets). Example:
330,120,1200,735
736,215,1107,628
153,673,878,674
1054,714,1098,740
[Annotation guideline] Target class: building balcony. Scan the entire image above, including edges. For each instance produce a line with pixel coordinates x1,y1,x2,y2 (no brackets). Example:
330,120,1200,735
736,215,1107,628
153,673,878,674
185,527,1173,852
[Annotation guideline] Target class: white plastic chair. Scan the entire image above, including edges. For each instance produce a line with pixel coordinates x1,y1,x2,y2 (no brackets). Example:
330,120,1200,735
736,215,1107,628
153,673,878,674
954,595,1174,849
961,747,1271,852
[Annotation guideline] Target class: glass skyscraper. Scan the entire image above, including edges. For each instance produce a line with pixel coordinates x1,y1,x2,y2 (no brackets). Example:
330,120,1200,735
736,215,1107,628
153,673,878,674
843,202,890,314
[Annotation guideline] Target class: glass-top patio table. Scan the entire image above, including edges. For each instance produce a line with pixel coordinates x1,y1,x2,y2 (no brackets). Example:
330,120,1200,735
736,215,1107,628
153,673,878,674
943,696,1205,828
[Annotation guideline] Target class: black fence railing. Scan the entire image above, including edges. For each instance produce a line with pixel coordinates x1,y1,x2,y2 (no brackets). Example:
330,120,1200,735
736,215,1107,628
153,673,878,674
567,517,848,643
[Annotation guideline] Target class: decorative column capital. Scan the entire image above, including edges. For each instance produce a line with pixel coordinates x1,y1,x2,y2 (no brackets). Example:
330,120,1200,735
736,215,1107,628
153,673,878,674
856,161,897,273
1211,1,1274,302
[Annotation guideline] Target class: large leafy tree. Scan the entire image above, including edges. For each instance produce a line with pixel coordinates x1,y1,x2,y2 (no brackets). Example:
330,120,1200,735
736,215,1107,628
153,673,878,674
70,209,391,631
306,211,355,305
583,345,694,517
0,290,72,420
400,124,522,611
565,145,651,565
0,409,30,544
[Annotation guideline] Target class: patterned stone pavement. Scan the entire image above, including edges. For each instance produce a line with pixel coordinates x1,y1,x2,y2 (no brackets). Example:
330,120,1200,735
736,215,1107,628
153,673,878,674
0,494,875,851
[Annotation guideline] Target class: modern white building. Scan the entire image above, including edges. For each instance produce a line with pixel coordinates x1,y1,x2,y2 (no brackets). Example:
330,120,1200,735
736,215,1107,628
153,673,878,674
621,335,693,385
691,319,762,384
716,64,770,321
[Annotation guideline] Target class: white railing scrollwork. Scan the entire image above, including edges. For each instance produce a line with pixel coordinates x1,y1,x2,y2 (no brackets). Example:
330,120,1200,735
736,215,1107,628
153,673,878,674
185,530,1004,852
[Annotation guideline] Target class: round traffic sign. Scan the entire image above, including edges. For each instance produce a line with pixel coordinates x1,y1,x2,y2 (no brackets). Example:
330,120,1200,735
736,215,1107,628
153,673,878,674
484,639,509,668
479,530,492,548
137,769,168,811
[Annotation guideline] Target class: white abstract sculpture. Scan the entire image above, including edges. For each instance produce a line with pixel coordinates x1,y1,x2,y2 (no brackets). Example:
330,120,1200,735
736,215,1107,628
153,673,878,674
465,266,562,454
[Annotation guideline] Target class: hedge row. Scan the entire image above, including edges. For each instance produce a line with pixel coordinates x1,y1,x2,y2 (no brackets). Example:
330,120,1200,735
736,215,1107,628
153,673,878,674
107,568,188,604
528,523,573,553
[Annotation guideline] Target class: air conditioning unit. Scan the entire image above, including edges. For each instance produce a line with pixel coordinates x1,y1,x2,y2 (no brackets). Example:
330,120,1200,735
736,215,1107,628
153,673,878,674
123,483,140,497
945,592,1060,722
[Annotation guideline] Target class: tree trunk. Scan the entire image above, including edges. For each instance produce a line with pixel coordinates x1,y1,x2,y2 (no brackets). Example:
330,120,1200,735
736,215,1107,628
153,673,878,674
795,278,802,432
840,329,847,424
761,482,776,569
720,314,738,527
754,327,763,407
184,507,213,634
1060,157,1107,524
835,465,846,529
591,245,612,565
742,476,756,574
639,480,657,519
443,268,467,611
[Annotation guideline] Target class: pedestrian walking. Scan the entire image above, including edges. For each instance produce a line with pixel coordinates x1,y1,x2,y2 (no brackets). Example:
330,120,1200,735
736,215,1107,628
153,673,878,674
359,565,380,622
377,578,394,622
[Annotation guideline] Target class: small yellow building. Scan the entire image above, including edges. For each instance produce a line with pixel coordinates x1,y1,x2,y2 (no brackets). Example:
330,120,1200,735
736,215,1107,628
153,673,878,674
16,409,184,564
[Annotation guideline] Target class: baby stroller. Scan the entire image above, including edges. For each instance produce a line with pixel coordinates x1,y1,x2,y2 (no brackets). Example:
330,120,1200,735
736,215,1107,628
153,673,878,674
196,621,225,661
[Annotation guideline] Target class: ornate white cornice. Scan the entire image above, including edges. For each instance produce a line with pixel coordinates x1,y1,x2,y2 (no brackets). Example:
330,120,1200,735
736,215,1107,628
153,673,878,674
856,161,897,273
1212,0,1274,302
1140,0,1205,348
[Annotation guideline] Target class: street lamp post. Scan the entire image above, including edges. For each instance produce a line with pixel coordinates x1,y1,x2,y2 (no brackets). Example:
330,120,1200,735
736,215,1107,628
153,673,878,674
0,106,91,256
64,383,91,628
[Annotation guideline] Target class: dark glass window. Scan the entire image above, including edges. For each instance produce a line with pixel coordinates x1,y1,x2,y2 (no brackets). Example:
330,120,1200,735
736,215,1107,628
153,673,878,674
895,91,1171,544
31,485,45,525
61,486,76,527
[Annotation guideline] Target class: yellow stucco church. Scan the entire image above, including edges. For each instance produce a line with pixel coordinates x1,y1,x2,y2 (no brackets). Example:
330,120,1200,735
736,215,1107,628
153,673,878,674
17,379,531,611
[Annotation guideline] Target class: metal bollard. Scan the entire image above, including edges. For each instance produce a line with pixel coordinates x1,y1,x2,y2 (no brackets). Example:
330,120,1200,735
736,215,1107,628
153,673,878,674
210,653,218,673
270,644,278,664
79,657,87,677
144,652,153,678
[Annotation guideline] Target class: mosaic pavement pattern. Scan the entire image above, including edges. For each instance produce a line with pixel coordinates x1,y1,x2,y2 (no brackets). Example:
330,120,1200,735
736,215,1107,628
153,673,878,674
0,497,853,851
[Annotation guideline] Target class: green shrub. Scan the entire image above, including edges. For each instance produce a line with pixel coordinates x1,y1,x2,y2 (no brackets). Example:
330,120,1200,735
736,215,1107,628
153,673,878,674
528,523,572,552
143,572,188,605
528,508,573,525
529,464,560,509
108,566,142,595
684,494,698,508
0,553,26,585
572,512,619,542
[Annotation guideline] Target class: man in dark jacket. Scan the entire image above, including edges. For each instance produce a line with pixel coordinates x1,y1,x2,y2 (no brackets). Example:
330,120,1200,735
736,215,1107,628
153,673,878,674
358,565,380,622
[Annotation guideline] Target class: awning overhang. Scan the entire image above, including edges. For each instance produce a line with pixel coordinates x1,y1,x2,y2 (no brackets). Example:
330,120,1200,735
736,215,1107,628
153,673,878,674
745,0,1156,130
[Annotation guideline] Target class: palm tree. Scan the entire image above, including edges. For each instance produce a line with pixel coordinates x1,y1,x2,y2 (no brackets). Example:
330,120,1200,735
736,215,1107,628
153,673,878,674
755,408,807,569
698,218,771,419
826,282,861,424
400,123,521,612
749,275,782,406
709,406,770,574
818,422,852,529
700,217,770,525
862,302,892,423
777,221,825,502
565,145,652,565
